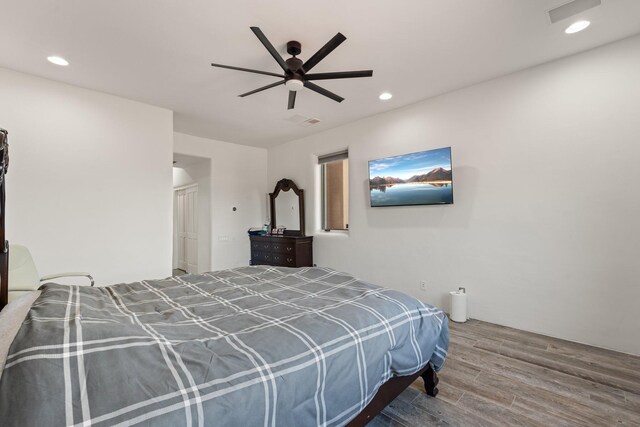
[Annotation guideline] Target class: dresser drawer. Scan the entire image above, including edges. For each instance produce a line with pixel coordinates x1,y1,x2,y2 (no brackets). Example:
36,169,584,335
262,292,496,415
272,253,296,266
252,241,273,252
282,255,297,267
252,251,273,265
271,242,296,254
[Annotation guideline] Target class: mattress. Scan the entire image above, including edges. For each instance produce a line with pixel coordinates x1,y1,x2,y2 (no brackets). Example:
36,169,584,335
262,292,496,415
0,266,448,426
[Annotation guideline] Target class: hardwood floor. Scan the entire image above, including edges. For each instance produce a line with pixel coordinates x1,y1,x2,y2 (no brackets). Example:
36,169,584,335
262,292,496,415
371,319,640,426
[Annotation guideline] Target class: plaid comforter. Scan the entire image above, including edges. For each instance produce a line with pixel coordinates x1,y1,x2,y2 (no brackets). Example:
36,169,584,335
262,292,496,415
0,266,449,426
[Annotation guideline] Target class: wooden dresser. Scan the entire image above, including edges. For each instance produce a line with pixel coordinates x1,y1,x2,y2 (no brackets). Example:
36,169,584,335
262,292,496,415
250,235,313,267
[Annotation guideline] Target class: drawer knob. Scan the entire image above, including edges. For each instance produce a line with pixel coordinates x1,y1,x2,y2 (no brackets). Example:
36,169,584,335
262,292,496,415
286,247,293,252
287,257,293,263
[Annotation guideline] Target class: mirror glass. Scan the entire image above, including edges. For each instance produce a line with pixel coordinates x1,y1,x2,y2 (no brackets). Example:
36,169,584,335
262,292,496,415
274,190,300,231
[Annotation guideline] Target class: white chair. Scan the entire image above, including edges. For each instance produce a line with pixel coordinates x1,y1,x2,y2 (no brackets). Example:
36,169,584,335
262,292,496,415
8,244,94,303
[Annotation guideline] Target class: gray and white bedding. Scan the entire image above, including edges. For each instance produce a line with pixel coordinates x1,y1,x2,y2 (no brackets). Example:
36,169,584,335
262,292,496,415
0,266,448,426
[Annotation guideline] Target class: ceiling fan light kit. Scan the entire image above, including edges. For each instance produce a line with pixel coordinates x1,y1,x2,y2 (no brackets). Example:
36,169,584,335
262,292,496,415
285,77,304,92
211,27,373,110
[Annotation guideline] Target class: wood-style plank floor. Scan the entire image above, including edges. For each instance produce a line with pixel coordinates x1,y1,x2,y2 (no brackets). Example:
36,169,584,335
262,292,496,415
371,319,640,426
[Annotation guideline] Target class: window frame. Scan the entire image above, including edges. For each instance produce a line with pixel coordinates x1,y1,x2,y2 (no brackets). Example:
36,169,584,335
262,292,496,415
318,150,349,232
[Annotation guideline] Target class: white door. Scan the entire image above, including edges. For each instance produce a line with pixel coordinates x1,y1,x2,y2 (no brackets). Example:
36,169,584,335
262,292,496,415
176,185,198,273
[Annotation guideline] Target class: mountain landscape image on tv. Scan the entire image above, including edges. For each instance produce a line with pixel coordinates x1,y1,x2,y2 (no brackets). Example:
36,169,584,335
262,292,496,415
369,147,453,207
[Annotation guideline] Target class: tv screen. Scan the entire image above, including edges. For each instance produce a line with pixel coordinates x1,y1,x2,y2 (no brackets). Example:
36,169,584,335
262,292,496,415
368,147,453,207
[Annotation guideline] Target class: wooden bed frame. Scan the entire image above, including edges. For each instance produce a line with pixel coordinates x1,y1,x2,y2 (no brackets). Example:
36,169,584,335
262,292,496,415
0,129,440,425
0,129,8,311
346,365,439,426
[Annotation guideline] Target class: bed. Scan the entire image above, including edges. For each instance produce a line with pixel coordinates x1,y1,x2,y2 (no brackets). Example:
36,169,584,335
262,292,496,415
0,130,448,426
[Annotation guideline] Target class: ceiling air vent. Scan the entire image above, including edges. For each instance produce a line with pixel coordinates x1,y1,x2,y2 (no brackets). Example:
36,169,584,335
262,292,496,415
285,115,321,127
285,114,309,124
547,0,601,24
300,118,321,127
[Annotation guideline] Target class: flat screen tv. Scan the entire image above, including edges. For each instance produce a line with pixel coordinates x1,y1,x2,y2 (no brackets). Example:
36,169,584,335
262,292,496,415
368,147,453,207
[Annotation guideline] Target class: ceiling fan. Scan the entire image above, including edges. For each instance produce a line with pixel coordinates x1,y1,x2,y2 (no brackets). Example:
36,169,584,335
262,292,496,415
211,27,373,110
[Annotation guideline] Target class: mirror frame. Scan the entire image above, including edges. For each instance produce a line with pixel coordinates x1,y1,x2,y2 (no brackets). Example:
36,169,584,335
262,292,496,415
270,178,305,236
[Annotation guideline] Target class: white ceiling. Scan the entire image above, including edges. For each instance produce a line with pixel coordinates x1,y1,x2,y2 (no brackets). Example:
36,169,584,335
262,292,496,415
1,0,640,148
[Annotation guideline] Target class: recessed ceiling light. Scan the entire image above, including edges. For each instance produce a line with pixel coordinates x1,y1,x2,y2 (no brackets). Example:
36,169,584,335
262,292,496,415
565,20,590,34
47,56,69,66
379,92,392,101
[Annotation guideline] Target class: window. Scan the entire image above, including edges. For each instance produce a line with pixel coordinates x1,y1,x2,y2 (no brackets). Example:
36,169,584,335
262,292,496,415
319,150,349,231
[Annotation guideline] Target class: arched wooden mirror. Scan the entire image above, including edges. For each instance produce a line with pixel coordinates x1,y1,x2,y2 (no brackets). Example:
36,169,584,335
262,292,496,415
270,179,305,236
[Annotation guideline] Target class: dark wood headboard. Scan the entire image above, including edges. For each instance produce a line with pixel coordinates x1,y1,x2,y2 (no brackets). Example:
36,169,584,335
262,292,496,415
0,128,8,309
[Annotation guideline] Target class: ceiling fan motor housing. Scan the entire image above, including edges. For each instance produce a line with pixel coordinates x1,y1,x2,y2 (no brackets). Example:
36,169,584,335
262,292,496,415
286,57,303,73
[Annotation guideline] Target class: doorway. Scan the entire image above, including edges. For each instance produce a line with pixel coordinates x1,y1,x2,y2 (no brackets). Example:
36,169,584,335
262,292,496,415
172,153,211,275
175,184,198,274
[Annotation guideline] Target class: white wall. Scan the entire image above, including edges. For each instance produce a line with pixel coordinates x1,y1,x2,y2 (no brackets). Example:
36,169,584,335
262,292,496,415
172,160,211,272
0,67,173,285
173,167,198,188
174,132,268,270
268,35,640,355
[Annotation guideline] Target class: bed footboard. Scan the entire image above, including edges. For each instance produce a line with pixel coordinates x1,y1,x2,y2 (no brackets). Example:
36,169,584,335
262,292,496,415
345,364,440,426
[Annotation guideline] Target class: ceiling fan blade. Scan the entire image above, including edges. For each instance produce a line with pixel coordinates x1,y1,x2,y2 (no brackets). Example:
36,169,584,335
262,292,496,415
305,70,373,81
302,33,346,73
287,91,297,110
239,81,284,97
211,63,284,78
250,27,288,71
303,81,344,103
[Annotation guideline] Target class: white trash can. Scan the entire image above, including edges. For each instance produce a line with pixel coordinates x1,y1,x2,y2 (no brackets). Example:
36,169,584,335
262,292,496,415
449,287,467,323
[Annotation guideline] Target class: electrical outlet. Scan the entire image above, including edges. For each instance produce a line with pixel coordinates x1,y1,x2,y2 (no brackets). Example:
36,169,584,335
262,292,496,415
420,281,426,291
